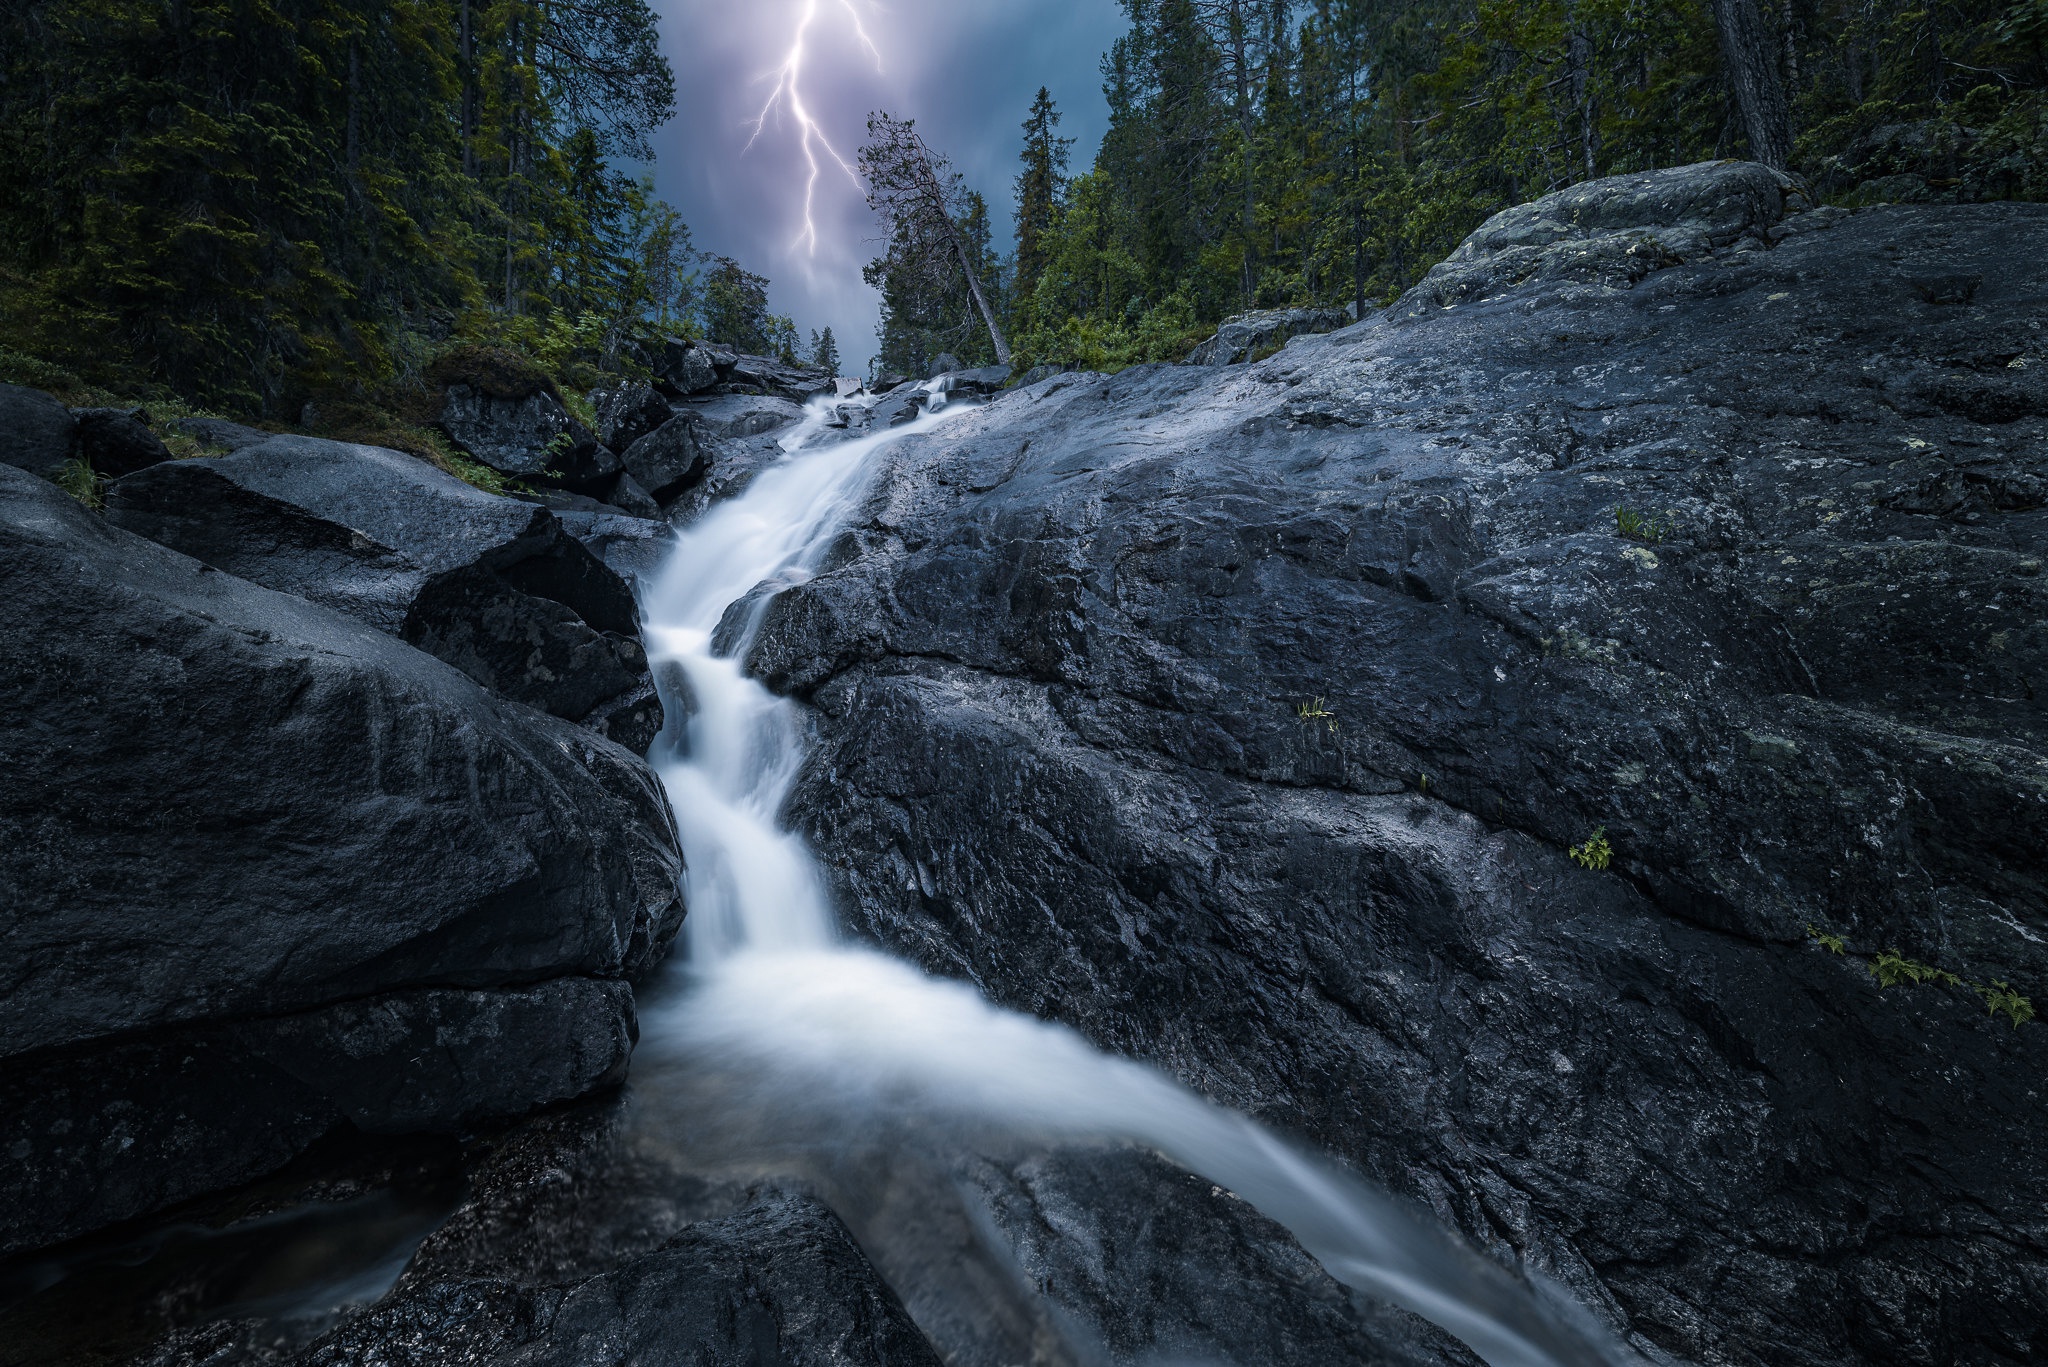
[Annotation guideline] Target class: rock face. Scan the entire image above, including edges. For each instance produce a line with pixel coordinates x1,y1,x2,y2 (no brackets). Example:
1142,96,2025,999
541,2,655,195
0,464,684,1255
0,382,76,477
440,383,615,484
745,178,2048,1366
589,379,675,453
1185,307,1353,366
105,437,663,752
71,407,171,477
682,392,808,438
1404,159,1803,309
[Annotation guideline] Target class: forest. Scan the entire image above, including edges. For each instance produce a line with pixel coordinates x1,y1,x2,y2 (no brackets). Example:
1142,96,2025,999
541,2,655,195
3,0,2045,415
870,0,2048,376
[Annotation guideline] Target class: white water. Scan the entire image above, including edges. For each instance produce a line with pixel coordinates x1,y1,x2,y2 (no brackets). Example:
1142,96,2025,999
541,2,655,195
636,390,1637,1367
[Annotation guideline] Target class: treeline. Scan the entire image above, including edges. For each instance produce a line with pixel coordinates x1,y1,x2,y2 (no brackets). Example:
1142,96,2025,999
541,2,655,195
869,0,2048,377
0,0,818,417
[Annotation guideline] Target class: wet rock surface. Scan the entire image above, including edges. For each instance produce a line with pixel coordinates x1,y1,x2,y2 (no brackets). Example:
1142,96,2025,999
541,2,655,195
744,188,2048,1365
85,1099,940,1367
1186,307,1354,366
0,464,683,1254
105,437,663,751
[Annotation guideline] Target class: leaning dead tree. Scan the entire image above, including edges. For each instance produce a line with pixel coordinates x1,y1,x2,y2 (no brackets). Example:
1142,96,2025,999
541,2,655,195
860,113,1012,369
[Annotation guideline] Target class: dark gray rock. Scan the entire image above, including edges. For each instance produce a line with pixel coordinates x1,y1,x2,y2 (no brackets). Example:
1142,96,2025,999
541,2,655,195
589,380,673,453
1012,364,1068,388
0,382,76,478
104,438,661,751
654,339,721,397
744,191,2048,1367
725,353,834,403
169,415,274,452
1401,159,1803,310
620,412,725,503
187,1176,944,1367
0,464,683,1254
554,509,678,588
681,392,808,438
927,353,962,378
72,407,171,477
932,365,1012,397
1185,308,1353,366
439,383,616,485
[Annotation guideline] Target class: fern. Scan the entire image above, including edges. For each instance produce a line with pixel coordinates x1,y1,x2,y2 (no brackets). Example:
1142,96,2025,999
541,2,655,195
1569,828,1612,871
1981,982,2036,1030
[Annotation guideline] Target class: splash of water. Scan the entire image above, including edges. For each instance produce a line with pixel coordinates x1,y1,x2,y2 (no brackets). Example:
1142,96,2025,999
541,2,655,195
637,390,1639,1367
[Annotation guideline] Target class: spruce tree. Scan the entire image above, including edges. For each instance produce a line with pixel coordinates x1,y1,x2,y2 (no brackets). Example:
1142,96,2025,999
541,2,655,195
1013,87,1074,327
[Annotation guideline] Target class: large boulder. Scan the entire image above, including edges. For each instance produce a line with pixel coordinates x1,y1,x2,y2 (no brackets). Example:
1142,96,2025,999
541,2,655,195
439,383,616,485
725,352,835,404
0,382,76,478
744,184,2048,1365
105,437,662,753
618,412,730,504
0,464,684,1255
1402,158,1806,310
588,379,674,452
1184,308,1352,366
679,391,807,438
72,406,172,477
652,338,721,397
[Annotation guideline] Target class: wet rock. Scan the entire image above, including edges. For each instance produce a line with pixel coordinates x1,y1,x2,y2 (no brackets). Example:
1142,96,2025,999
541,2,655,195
588,380,673,453
681,392,808,438
620,412,724,503
72,407,172,477
0,464,683,1254
927,353,962,378
105,436,662,752
725,353,834,403
751,184,2048,1366
1185,308,1352,366
0,382,76,478
653,338,721,397
168,415,274,452
439,383,615,485
1401,159,1804,310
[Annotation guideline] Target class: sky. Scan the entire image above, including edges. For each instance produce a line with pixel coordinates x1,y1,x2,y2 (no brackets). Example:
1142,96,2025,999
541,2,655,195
648,1,1129,373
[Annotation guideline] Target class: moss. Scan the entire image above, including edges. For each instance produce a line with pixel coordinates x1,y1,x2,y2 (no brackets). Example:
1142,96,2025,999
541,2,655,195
424,344,559,402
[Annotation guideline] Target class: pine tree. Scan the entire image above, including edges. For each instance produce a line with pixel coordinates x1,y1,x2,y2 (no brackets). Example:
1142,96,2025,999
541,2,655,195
812,326,841,376
1013,88,1074,327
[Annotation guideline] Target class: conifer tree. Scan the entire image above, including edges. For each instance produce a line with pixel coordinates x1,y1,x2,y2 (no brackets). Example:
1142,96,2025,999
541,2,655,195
1013,88,1074,326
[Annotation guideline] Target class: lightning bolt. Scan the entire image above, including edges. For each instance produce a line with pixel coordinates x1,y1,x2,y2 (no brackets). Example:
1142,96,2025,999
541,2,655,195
745,1,885,256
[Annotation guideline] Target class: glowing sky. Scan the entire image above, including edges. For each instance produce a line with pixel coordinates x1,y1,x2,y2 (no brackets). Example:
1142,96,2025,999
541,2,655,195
649,1,1126,371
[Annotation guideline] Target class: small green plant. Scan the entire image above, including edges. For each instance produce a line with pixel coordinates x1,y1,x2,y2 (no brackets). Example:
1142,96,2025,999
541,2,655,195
53,458,104,509
1980,981,2036,1030
1806,924,1847,955
1296,698,1339,733
1869,950,1962,989
1569,827,1612,870
1614,505,1674,544
1805,921,2035,1032
542,431,577,460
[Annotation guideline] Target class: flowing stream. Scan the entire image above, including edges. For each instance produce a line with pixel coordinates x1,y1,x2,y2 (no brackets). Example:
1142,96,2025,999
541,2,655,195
636,389,1638,1367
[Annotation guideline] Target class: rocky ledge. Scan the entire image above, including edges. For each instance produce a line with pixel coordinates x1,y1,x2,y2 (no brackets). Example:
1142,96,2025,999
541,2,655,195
741,161,2048,1366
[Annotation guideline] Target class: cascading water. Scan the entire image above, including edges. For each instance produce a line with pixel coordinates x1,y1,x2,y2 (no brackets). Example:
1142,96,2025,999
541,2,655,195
635,388,1641,1367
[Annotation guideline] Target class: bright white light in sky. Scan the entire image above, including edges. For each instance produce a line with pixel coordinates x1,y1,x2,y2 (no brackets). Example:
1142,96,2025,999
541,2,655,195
745,1,882,255
653,1,1126,369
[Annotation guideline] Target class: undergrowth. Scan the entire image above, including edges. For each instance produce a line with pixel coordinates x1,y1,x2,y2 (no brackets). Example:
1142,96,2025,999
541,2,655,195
1570,827,1613,871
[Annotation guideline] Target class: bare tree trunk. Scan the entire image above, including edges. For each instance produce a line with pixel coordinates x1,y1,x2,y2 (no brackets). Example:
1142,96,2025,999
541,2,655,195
1710,0,1792,169
951,231,1011,368
911,144,1011,367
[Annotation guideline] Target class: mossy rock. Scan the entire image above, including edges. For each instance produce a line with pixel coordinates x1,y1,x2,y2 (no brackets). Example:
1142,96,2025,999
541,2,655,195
425,345,559,402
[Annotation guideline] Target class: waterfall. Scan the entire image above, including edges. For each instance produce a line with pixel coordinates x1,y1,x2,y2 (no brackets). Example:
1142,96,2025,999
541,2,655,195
635,389,1640,1367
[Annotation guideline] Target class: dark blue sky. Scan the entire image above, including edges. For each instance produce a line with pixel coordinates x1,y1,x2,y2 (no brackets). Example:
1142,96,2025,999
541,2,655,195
649,1,1128,370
